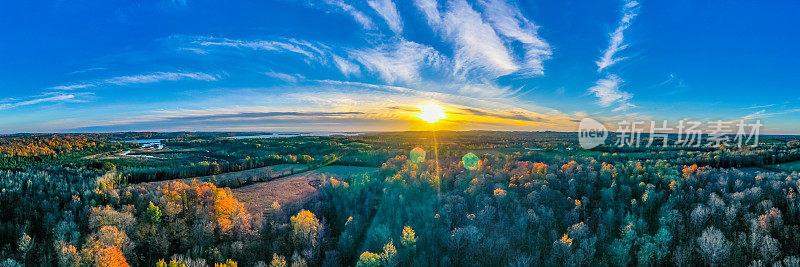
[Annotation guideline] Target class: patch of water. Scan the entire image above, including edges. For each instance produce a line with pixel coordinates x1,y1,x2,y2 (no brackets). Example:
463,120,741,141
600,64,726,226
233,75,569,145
230,132,363,139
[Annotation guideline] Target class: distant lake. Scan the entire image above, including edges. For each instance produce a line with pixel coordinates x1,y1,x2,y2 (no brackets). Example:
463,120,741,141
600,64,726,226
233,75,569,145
123,139,164,144
229,132,364,139
120,139,164,149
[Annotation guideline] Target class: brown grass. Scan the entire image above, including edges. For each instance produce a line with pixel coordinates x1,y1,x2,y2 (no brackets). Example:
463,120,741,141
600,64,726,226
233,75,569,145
231,166,378,216
139,164,308,189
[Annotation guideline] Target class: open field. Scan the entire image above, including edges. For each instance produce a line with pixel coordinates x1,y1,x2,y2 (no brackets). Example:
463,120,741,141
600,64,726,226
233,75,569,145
770,160,800,172
232,165,378,216
139,163,308,188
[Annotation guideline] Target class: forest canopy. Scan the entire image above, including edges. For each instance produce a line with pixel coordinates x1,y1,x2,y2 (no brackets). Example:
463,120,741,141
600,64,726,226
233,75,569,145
0,132,798,266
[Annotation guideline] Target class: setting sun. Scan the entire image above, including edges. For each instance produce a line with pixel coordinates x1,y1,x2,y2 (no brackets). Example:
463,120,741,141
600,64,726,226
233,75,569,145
417,104,447,123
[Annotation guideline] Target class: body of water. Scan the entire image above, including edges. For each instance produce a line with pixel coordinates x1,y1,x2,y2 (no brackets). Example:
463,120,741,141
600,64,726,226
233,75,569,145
230,132,363,140
119,139,164,149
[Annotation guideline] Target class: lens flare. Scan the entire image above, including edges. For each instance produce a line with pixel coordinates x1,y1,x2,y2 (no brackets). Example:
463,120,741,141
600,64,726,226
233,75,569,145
462,153,480,170
410,147,426,163
417,104,446,123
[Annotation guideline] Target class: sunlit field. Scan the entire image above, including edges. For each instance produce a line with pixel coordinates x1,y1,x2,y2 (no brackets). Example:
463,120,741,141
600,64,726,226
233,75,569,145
771,160,800,172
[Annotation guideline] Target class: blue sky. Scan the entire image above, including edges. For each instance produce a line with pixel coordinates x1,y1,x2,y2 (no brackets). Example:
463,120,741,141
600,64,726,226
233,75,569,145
1,0,798,133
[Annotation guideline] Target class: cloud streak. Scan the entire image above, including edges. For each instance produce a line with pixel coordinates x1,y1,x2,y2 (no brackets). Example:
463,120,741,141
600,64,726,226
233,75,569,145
367,0,403,34
49,71,219,90
264,71,305,83
173,1,552,88
323,0,376,30
414,0,441,27
410,0,552,79
332,55,361,77
478,0,551,76
588,0,640,112
588,74,633,108
742,108,800,120
104,72,218,85
0,93,82,110
596,0,639,72
191,36,327,61
181,35,362,77
350,39,443,83
442,0,518,78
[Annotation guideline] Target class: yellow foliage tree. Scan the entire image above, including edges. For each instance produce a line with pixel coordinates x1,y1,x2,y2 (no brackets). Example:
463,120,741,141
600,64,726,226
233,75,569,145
96,246,130,267
213,187,241,232
269,254,287,267
290,210,321,247
356,252,381,267
401,226,417,247
156,259,186,267
214,259,238,267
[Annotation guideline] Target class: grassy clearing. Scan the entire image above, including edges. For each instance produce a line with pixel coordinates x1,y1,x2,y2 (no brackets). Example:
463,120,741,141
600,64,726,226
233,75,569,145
139,163,308,188
232,166,378,216
770,160,800,172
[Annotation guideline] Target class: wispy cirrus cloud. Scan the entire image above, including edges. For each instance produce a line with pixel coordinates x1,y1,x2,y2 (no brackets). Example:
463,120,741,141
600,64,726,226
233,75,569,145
455,107,546,122
0,93,87,110
742,108,800,120
264,71,305,83
332,55,361,77
323,0,376,30
441,0,518,78
49,71,219,90
190,36,327,61
588,0,640,112
596,0,639,72
350,39,444,83
612,102,636,112
308,0,553,82
414,0,441,27
180,35,361,77
175,1,551,86
68,67,106,75
367,0,403,34
588,74,633,109
311,78,519,105
478,0,551,76
49,84,95,91
104,72,218,85
412,0,551,79
744,104,776,109
655,73,685,88
742,109,767,120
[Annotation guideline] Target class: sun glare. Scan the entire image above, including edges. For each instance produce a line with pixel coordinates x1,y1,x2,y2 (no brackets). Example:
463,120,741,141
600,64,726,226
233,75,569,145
417,104,447,123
